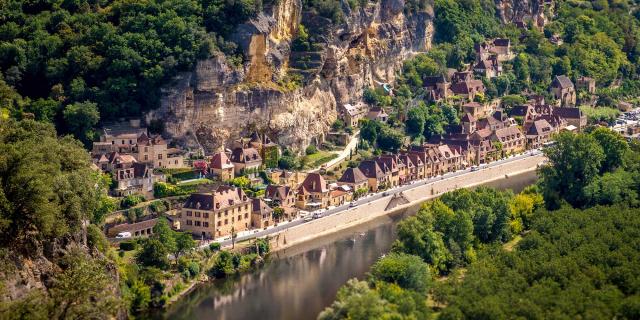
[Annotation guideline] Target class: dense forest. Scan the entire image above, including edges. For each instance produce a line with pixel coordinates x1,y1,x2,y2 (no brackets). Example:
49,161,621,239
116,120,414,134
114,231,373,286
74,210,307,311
0,0,268,143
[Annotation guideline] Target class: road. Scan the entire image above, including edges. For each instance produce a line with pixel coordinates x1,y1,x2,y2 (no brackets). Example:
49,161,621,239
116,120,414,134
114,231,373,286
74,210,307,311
215,149,544,248
309,131,360,173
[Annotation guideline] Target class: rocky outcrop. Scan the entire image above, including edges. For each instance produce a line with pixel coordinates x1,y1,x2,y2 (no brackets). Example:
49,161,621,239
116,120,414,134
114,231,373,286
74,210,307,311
495,0,553,27
150,0,434,153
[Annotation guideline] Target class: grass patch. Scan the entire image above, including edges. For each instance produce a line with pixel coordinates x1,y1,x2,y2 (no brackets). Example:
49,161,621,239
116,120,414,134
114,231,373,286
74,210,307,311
579,105,620,124
303,150,338,169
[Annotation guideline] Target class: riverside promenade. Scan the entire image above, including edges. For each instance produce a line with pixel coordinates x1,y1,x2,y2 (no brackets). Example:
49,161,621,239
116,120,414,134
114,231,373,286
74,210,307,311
219,151,547,250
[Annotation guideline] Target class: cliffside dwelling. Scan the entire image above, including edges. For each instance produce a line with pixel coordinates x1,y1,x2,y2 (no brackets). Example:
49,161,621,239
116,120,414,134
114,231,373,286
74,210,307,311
475,38,514,62
92,119,185,170
367,107,389,123
341,102,368,127
230,147,263,174
178,186,253,239
248,132,280,168
424,75,451,103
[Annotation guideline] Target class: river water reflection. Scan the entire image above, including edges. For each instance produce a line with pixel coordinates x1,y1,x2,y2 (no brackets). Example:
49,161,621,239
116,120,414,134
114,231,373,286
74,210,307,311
161,171,537,320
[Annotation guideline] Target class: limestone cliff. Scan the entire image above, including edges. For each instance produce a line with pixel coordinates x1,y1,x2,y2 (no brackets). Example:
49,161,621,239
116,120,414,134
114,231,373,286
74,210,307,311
149,0,434,153
495,0,554,28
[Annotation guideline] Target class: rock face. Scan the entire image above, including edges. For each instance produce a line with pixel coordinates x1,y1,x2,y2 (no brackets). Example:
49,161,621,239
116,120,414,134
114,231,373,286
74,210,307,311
495,0,553,27
149,0,434,153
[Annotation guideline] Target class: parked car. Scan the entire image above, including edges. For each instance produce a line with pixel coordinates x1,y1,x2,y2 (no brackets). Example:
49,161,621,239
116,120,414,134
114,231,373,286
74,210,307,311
471,165,479,171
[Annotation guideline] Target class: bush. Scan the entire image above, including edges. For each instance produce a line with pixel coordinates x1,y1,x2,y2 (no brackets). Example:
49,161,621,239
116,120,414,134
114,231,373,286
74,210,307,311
187,262,200,278
209,242,221,251
120,240,137,251
121,194,145,209
87,224,109,253
305,145,318,155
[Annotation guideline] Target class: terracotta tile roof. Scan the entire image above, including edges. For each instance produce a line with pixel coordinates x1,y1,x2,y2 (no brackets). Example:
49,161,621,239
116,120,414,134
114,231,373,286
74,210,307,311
211,151,233,169
297,173,327,194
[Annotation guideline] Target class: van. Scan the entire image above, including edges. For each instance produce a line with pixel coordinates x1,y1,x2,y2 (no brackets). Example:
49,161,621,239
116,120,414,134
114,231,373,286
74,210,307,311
116,232,131,239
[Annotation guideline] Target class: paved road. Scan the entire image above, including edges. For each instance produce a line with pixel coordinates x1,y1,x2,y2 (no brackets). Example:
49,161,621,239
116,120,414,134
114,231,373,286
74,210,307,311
214,149,544,248
309,131,360,173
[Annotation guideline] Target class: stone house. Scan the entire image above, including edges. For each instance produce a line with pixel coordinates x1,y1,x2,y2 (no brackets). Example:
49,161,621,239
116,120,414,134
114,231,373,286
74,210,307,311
525,119,554,149
251,198,273,229
178,186,253,239
550,75,577,107
230,147,262,174
249,132,280,168
96,152,164,198
296,173,330,210
474,56,502,79
329,189,352,207
553,107,587,132
424,75,452,102
358,160,390,192
210,151,235,181
367,107,389,123
462,102,492,119
337,167,369,192
491,126,526,156
576,76,596,94
265,184,296,208
341,103,368,127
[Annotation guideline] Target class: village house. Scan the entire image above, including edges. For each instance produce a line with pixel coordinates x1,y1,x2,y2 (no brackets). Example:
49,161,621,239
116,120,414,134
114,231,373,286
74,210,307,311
358,160,390,192
450,72,486,102
251,198,274,229
377,154,407,186
210,151,235,181
367,107,389,123
248,132,280,168
296,173,330,210
95,152,164,198
491,126,526,156
553,107,587,132
525,119,554,149
550,75,577,106
476,38,514,62
462,102,492,119
508,104,537,125
403,152,426,180
341,103,368,127
337,167,369,192
329,188,353,207
92,120,186,169
230,147,262,174
178,186,253,239
265,184,296,208
424,75,452,103
473,56,502,79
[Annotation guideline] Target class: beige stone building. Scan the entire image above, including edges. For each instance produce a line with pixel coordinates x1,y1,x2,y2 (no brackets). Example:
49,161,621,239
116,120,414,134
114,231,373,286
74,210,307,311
296,173,330,209
550,75,577,107
337,167,369,192
210,151,235,181
178,186,253,239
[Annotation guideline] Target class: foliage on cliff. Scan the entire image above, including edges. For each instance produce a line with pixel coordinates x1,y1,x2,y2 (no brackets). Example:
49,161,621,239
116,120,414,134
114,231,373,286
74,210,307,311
0,118,121,318
0,0,262,139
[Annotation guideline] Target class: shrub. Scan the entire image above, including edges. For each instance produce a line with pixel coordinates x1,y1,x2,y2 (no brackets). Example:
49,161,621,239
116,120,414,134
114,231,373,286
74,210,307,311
209,242,221,251
120,240,137,251
121,194,145,209
87,224,109,253
187,262,200,278
305,145,318,155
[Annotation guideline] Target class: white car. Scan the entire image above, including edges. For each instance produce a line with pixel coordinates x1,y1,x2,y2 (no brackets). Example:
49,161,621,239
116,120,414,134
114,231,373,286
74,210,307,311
116,232,131,239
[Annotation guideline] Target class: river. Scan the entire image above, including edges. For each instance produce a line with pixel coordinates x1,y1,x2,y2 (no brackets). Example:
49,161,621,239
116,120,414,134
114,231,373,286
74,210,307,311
160,171,537,320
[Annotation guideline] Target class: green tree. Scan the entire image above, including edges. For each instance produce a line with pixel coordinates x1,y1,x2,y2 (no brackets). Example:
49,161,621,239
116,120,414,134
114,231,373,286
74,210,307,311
590,127,629,173
62,101,99,145
370,253,432,294
174,232,196,258
136,238,170,269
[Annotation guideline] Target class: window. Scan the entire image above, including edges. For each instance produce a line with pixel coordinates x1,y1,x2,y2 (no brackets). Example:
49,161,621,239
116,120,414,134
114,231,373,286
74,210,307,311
244,204,248,210
204,212,209,218
217,212,221,218
217,221,221,226
144,155,148,161
158,154,163,160
224,219,228,225
244,213,248,219
145,147,148,152
186,211,192,217
186,220,192,226
238,215,242,221
195,221,201,227
203,222,209,228
195,212,201,218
